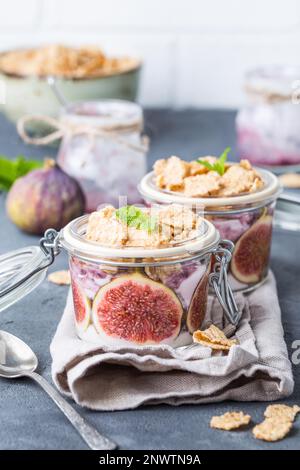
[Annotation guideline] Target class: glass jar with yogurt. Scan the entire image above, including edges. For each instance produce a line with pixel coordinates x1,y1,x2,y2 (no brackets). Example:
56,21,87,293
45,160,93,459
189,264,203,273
236,65,300,169
139,157,281,292
0,204,240,348
56,100,147,212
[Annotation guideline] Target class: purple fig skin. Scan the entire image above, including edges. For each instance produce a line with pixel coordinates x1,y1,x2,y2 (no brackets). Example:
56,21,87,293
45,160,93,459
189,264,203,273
6,160,86,234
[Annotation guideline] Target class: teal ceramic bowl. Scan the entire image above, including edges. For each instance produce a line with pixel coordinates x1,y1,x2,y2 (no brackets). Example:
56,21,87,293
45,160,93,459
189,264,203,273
0,62,141,127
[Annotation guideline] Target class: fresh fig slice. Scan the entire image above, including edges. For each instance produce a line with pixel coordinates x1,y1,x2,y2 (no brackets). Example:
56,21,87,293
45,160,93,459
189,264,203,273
71,279,91,332
186,269,209,333
92,273,183,344
231,214,273,284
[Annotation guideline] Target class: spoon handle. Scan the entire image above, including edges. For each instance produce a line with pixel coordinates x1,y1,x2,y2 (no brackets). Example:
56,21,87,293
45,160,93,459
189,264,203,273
26,371,117,450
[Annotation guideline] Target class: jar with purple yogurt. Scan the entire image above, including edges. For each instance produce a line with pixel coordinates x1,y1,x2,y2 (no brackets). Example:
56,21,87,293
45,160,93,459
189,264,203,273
59,209,239,347
236,65,300,168
57,100,147,212
0,204,240,346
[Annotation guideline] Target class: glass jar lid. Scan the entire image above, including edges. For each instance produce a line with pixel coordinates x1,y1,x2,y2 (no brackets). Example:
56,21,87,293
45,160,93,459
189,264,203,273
59,214,220,264
0,246,48,313
139,167,281,209
60,99,143,130
0,229,60,313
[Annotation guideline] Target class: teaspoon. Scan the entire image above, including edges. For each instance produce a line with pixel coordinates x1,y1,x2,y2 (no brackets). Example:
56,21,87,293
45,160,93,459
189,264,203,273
0,330,117,450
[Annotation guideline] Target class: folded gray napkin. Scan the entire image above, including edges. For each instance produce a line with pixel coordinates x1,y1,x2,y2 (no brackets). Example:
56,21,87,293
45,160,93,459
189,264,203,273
50,272,294,411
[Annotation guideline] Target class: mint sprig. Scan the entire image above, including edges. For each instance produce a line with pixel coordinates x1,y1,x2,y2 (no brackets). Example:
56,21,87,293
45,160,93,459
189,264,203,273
0,156,42,191
197,147,231,176
116,205,157,233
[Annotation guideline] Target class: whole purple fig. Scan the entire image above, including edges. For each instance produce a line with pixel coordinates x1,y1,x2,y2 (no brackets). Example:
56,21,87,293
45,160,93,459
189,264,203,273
6,159,85,234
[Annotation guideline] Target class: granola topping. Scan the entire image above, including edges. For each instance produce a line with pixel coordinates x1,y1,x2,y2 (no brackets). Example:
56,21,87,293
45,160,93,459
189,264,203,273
210,412,251,430
153,156,264,198
193,324,238,351
184,173,223,197
153,156,189,191
0,45,139,79
47,270,71,286
85,204,202,248
264,404,300,422
252,417,292,442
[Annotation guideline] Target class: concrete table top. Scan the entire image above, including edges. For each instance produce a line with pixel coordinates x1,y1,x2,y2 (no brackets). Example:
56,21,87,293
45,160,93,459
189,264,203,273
0,110,299,450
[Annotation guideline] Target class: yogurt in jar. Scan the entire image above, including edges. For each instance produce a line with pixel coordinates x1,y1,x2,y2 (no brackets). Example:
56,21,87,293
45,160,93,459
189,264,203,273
60,204,236,347
139,154,281,292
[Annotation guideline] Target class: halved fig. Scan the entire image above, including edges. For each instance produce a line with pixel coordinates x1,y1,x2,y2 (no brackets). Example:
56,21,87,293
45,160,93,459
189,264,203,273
231,213,273,284
71,279,91,332
92,273,183,344
186,268,209,333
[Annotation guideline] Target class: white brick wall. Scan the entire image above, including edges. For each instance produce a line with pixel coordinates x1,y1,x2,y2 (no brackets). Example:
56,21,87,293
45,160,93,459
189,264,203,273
0,0,300,108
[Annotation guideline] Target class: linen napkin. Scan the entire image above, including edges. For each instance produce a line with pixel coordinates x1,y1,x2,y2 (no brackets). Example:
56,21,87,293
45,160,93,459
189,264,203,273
50,272,294,411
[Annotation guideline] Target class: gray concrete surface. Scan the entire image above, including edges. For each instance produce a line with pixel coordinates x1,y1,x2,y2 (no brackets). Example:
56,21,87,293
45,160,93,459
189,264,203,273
0,110,299,450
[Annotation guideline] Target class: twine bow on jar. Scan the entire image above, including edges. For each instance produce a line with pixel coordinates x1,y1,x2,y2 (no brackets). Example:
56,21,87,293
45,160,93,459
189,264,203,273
244,84,292,104
17,114,149,153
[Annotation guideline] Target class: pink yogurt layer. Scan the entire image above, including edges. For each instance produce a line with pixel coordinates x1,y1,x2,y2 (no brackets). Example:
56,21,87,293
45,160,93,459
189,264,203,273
210,212,258,243
237,128,300,166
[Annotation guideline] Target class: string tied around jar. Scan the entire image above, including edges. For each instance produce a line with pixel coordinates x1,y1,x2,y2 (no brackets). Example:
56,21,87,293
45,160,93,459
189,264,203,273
17,114,149,153
244,84,293,104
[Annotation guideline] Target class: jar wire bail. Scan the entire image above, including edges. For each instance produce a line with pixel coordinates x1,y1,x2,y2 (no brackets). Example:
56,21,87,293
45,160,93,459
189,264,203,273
209,239,242,325
0,229,60,300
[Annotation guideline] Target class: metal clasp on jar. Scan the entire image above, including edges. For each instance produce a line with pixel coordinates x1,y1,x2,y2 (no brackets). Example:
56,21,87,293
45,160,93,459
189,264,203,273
209,239,242,325
39,228,61,261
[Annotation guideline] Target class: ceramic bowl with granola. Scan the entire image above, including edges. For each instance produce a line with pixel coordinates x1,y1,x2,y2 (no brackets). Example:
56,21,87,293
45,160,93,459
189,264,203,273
0,45,141,124
139,149,281,292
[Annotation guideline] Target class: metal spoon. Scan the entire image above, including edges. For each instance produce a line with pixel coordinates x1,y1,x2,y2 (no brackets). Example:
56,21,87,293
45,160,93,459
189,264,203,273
0,330,117,450
47,76,68,107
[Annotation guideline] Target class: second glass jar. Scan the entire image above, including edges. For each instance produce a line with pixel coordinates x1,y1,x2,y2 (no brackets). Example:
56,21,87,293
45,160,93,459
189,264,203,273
57,100,147,212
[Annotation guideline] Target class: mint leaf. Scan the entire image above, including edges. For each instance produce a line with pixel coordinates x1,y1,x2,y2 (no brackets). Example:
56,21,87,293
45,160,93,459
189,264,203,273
116,205,157,233
196,160,215,172
15,156,42,176
0,156,42,191
215,146,231,175
197,147,231,176
0,180,11,191
115,205,139,226
138,213,157,232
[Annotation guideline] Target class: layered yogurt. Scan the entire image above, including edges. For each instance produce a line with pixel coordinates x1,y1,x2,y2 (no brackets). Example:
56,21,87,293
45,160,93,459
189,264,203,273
139,154,281,291
66,204,219,347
